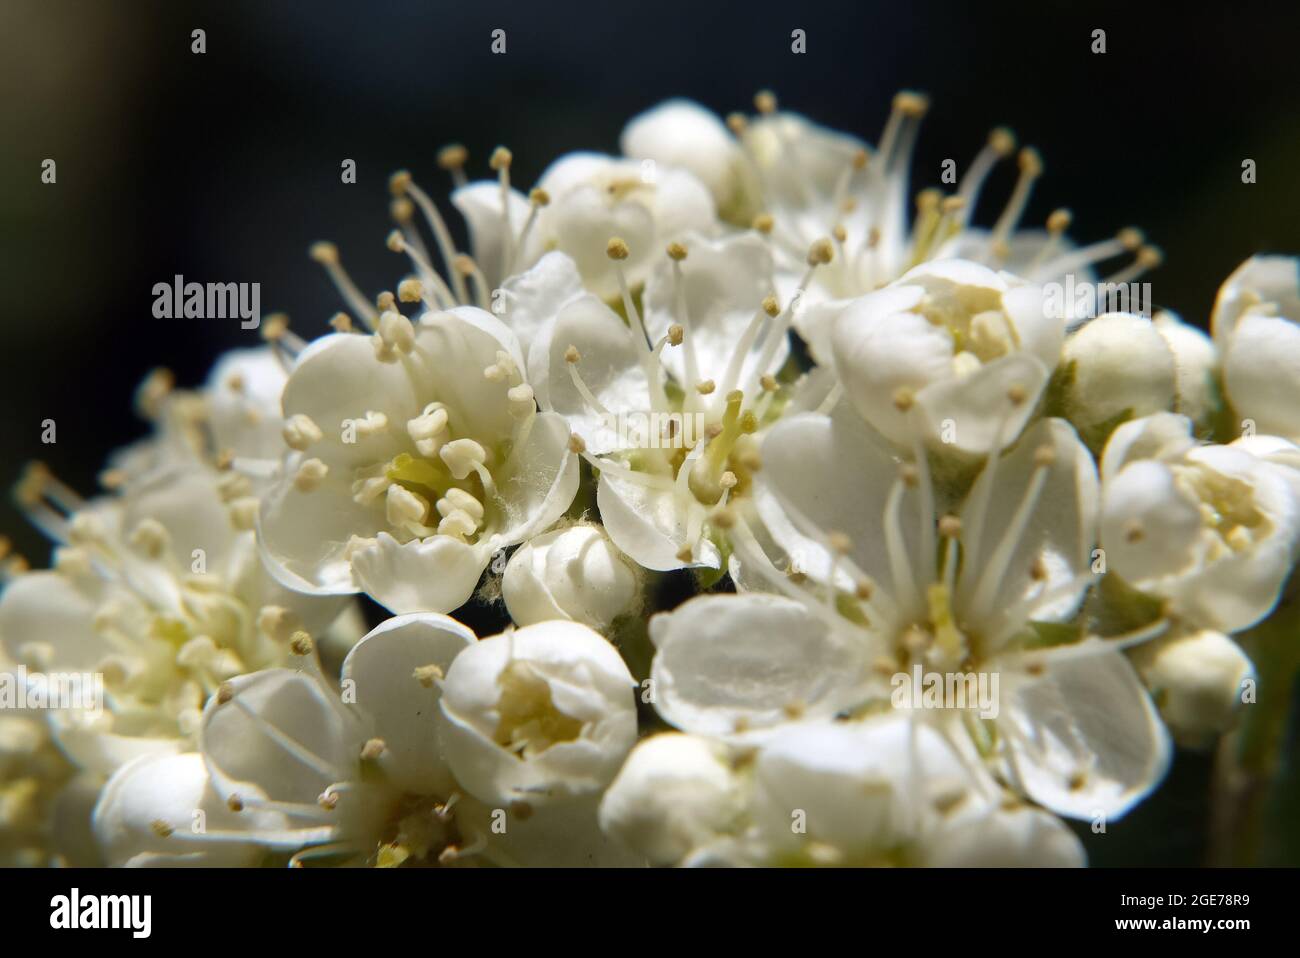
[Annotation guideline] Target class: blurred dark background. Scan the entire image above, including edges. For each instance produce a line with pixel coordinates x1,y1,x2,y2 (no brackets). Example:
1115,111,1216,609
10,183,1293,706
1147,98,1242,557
1,0,1297,865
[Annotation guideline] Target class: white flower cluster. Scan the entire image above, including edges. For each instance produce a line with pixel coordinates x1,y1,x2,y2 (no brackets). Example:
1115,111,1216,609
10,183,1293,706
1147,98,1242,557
4,91,1298,868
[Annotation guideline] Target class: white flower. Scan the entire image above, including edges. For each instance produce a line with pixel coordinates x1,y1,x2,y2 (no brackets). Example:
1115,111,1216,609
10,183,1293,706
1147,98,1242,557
521,152,716,300
829,259,1063,452
628,93,1158,351
188,614,477,866
648,409,1172,821
1211,255,1300,440
0,715,78,866
257,308,579,613
743,716,1084,867
0,460,347,775
598,732,744,866
1061,313,1176,436
532,231,828,570
438,620,637,807
502,522,639,630
1099,412,1300,632
620,99,754,220
1131,630,1255,747
171,614,633,866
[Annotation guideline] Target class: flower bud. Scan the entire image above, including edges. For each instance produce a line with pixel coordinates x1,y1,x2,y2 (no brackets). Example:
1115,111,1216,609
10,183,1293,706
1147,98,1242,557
924,803,1085,867
1133,630,1255,747
749,717,970,865
502,523,639,630
1063,313,1176,433
598,733,743,865
621,99,750,218
438,621,637,807
1211,255,1300,441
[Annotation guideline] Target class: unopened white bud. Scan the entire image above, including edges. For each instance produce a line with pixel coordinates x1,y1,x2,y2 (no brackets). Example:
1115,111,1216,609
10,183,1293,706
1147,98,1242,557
502,524,638,630
1134,630,1255,747
1063,313,1176,430
598,733,743,865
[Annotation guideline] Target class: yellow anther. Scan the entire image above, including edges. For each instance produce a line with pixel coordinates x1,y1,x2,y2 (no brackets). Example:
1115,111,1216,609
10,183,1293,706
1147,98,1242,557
438,143,468,170
388,170,412,196
309,241,339,264
988,127,1016,156
807,238,834,266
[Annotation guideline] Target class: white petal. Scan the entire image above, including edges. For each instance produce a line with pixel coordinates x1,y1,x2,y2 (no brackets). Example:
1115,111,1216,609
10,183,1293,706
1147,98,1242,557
596,469,718,572
1101,459,1202,581
963,417,1099,625
1003,650,1171,820
0,571,110,672
451,181,533,286
759,411,908,594
281,333,414,469
257,458,381,596
648,593,868,740
913,352,1048,454
200,669,363,804
538,295,650,453
598,732,744,865
925,803,1086,867
341,613,475,794
490,410,580,548
1222,312,1300,440
349,532,487,614
204,347,289,462
499,251,585,357
93,752,266,867
1153,311,1218,424
413,306,523,442
1210,255,1300,344
621,99,746,211
831,287,953,445
1099,411,1195,480
642,232,778,393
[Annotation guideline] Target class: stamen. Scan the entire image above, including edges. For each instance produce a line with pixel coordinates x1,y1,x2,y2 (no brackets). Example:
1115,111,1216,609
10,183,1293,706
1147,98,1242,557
565,348,614,418
883,472,922,618
988,148,1043,258
386,229,456,308
310,242,379,330
967,444,1055,623
490,147,515,276
1101,246,1163,286
512,188,549,273
437,143,469,189
607,237,670,412
956,127,1016,225
398,176,470,304
1037,227,1143,281
719,297,779,399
